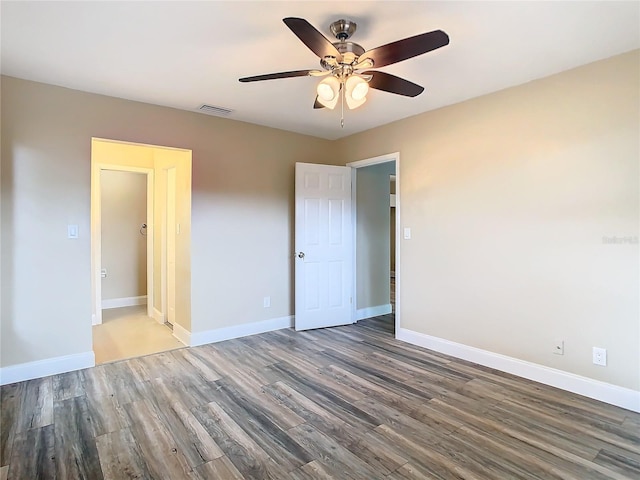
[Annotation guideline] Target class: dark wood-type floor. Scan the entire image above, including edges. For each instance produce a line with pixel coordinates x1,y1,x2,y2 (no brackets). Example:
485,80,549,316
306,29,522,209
1,315,639,479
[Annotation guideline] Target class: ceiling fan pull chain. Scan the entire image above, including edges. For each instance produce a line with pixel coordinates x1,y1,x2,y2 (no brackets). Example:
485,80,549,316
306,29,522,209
341,83,345,128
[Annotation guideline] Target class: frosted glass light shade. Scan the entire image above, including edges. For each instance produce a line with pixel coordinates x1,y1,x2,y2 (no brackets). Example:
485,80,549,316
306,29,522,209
317,76,340,109
346,95,366,109
345,75,369,109
317,76,340,101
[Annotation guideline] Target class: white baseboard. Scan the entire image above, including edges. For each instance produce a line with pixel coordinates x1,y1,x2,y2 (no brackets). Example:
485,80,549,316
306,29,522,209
190,315,294,347
0,351,95,386
153,307,166,325
102,295,147,309
356,304,392,321
172,322,191,346
397,328,640,413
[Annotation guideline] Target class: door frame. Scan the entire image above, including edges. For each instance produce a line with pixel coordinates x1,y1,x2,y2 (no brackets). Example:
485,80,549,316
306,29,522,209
347,152,401,335
163,166,177,326
91,164,154,325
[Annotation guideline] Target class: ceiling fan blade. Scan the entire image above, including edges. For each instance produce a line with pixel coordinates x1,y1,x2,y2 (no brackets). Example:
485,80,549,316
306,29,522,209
283,17,342,60
313,97,325,109
239,70,313,82
363,71,425,97
361,30,449,68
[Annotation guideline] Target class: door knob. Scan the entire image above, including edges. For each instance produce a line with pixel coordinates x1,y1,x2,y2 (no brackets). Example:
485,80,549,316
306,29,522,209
297,252,305,259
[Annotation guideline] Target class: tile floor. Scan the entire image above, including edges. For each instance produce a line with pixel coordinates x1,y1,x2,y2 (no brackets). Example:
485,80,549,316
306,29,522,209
92,305,184,364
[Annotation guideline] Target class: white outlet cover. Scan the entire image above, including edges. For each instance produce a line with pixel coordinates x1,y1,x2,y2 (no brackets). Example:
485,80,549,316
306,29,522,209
593,347,607,366
553,339,564,355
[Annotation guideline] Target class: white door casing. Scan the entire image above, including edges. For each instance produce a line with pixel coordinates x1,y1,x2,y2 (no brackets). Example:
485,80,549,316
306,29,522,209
166,167,177,326
295,162,353,331
91,163,154,325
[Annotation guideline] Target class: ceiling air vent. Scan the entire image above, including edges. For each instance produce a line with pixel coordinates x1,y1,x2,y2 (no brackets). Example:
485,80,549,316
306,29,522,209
198,104,234,116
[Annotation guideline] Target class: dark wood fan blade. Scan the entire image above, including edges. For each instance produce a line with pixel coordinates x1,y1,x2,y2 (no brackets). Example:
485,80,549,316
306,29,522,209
363,71,425,97
313,97,325,109
361,30,449,68
283,17,341,60
239,70,312,82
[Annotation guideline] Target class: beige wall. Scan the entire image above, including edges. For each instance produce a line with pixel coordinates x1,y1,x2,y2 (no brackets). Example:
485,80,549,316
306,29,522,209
1,50,637,394
100,170,147,300
1,76,337,367
337,51,640,391
356,162,395,309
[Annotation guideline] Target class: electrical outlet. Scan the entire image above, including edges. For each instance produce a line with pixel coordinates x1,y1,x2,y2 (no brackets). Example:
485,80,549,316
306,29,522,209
593,347,607,366
553,339,564,355
100,268,107,278
263,296,271,308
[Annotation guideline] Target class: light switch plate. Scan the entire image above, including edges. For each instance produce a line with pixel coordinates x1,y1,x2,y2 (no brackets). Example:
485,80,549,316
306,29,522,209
67,224,79,239
403,227,411,240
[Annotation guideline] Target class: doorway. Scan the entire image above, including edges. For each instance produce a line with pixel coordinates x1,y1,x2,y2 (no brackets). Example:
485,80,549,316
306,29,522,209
98,168,153,319
347,153,400,335
90,138,193,363
293,154,400,335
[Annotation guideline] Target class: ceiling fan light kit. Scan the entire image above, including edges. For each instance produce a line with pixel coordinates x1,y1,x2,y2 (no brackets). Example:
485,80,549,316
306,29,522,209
239,16,449,127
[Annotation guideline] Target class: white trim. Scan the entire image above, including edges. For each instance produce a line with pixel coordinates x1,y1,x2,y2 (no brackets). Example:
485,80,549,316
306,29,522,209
397,328,640,413
172,323,190,346
190,316,294,347
92,136,192,153
350,170,358,323
101,295,147,310
347,152,399,168
153,307,166,325
356,304,392,321
0,351,95,386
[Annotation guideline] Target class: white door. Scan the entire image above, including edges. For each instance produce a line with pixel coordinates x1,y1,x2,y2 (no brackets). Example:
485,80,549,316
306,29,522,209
295,162,353,331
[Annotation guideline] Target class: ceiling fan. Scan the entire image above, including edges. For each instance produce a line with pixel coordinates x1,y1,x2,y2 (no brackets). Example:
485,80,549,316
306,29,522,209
239,17,449,125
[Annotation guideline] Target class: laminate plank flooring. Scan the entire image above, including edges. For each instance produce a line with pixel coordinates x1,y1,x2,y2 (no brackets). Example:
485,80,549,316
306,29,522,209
2,313,639,479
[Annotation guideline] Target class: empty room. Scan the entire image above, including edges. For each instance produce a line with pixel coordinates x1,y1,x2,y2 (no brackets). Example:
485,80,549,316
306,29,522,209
1,1,638,479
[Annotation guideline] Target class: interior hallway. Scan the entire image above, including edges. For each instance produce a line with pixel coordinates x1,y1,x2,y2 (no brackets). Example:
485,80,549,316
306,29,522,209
93,305,184,364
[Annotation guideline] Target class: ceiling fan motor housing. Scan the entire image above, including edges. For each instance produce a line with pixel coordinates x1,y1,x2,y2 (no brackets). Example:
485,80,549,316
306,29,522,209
330,19,357,40
319,19,366,70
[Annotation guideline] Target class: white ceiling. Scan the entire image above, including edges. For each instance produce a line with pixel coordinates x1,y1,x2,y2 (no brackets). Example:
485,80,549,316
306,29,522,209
1,1,639,140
